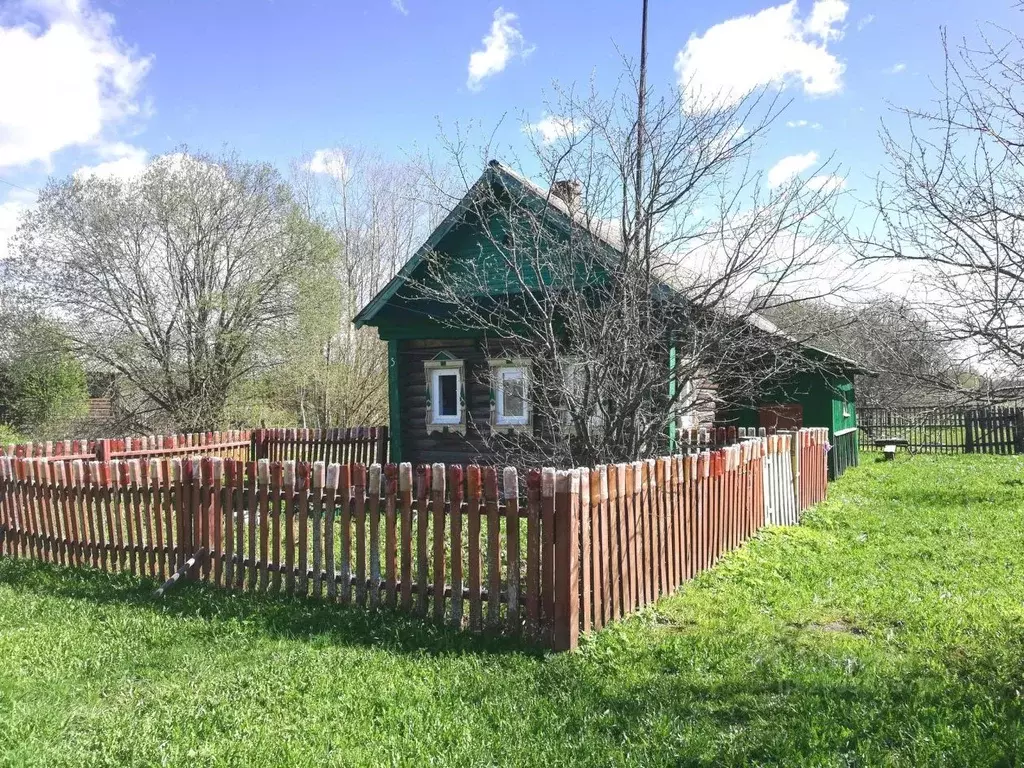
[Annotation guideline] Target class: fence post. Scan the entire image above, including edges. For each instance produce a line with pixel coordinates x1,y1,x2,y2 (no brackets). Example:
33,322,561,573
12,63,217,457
791,430,802,515
504,467,520,634
250,430,266,462
95,439,111,462
191,457,204,580
0,458,9,557
552,469,580,652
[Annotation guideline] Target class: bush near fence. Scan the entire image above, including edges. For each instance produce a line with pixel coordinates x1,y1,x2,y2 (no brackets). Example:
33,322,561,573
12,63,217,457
0,427,829,651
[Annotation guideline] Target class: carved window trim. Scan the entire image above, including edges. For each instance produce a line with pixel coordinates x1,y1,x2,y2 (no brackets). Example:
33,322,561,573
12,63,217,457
424,356,466,435
488,357,532,434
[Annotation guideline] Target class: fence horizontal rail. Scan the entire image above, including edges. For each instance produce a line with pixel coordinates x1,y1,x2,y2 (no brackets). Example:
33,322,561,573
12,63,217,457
0,428,830,651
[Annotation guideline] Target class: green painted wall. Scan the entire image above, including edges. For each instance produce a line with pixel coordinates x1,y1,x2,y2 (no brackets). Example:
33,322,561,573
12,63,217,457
721,370,857,436
369,200,616,339
832,379,856,431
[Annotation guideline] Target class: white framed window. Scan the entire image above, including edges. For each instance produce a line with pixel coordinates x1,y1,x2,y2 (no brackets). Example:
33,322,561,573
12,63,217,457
489,358,532,431
432,368,462,424
842,397,851,418
424,356,465,434
496,367,528,425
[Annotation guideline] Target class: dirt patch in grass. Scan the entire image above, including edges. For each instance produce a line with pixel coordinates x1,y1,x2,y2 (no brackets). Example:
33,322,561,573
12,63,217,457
662,617,700,634
799,620,868,636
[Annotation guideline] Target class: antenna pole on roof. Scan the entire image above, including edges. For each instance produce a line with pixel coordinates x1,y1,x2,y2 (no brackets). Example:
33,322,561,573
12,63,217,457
636,0,650,278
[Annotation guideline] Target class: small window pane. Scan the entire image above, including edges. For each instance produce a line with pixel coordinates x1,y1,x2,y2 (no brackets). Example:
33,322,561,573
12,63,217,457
502,372,525,418
438,373,458,416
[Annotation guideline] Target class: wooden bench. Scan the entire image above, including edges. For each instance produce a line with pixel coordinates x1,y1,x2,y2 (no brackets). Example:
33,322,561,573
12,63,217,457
872,437,912,459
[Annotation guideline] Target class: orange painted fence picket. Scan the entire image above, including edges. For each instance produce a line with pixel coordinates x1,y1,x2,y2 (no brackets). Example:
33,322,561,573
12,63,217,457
0,428,830,651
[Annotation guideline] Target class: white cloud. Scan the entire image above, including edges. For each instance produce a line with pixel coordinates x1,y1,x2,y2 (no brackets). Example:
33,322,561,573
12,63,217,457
467,8,531,92
856,14,874,31
805,0,848,40
675,0,847,111
786,119,823,129
391,0,408,15
768,151,819,187
888,62,906,74
74,142,148,180
0,0,152,171
806,174,846,192
0,188,35,260
304,148,350,181
525,115,586,145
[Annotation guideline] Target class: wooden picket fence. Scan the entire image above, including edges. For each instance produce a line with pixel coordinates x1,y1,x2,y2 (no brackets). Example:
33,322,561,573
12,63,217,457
859,405,1024,455
830,428,858,480
2,427,390,466
2,431,252,463
965,407,1024,454
0,428,829,651
252,427,389,465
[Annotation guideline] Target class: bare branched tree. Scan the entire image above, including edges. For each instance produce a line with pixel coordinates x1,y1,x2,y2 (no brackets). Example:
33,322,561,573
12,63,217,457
411,70,858,466
263,149,441,428
856,13,1024,398
12,150,328,432
763,295,974,408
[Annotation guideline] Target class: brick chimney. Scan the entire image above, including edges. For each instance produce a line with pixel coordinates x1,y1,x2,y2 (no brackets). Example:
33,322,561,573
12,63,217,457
550,179,583,208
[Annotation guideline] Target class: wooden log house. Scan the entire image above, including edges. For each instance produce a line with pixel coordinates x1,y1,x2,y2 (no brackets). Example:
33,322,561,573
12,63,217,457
354,160,869,474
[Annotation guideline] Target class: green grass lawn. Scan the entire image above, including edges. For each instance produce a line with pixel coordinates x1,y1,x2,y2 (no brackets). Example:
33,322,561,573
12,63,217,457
2,453,1024,767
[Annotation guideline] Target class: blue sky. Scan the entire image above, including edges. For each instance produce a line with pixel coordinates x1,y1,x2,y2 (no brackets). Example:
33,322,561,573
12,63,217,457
0,0,1018,256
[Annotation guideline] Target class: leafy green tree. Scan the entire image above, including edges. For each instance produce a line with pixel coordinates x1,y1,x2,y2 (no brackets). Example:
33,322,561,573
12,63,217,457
226,221,389,428
0,319,89,439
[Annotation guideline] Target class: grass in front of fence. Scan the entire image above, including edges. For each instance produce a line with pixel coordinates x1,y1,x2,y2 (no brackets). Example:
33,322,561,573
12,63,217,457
2,452,1024,766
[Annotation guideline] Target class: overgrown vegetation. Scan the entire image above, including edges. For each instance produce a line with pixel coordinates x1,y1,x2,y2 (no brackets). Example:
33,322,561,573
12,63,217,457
0,317,88,439
1,453,1022,766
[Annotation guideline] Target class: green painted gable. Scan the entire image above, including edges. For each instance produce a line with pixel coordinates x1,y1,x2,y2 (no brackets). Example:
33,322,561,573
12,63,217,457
355,161,618,338
365,214,561,339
